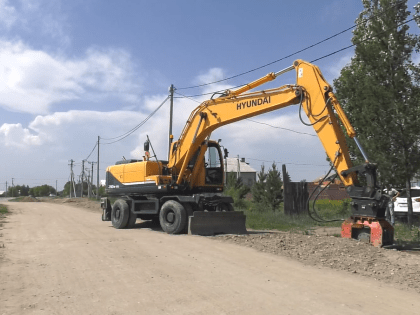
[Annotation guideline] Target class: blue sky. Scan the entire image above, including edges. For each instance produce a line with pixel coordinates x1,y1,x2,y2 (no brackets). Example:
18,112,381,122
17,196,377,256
0,0,419,192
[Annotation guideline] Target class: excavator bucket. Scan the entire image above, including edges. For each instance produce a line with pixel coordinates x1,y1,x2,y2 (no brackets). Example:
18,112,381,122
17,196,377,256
188,211,247,236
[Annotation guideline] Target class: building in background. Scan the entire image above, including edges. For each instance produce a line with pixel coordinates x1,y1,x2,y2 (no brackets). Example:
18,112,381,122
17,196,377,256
225,157,257,187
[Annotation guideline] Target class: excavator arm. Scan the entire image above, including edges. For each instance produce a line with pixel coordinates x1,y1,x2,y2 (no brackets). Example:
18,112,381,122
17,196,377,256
169,60,356,187
169,59,393,246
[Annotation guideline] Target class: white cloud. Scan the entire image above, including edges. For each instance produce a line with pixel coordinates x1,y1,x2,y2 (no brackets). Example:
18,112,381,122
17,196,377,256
0,0,17,30
0,123,41,148
0,40,141,114
1,0,71,46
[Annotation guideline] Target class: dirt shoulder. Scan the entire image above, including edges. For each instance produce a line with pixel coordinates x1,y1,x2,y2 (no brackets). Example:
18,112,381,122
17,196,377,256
42,197,102,212
43,197,420,294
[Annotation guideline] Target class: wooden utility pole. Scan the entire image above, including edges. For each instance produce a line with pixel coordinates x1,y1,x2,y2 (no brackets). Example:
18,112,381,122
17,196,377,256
86,167,90,198
168,84,175,160
89,161,96,198
97,136,100,200
69,159,74,198
80,160,85,198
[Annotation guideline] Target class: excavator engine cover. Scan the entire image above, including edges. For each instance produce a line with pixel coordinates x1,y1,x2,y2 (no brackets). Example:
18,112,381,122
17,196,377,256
341,216,394,247
188,211,247,236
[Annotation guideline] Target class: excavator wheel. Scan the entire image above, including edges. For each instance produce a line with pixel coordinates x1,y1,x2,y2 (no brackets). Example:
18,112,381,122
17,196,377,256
126,211,137,229
216,203,234,212
181,203,194,233
159,200,187,234
111,199,130,229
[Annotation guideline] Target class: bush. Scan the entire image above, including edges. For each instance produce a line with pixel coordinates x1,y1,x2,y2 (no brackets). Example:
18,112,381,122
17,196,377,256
252,163,283,212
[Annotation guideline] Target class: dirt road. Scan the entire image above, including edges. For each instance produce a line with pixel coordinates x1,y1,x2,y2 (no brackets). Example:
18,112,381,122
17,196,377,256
1,201,419,315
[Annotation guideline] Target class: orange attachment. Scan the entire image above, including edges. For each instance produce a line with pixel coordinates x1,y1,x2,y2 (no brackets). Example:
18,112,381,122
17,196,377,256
341,216,394,247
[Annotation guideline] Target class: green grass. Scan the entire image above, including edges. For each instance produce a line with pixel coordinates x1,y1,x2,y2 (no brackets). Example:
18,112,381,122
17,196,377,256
0,204,8,215
8,196,25,202
236,198,420,243
236,199,352,233
394,222,420,243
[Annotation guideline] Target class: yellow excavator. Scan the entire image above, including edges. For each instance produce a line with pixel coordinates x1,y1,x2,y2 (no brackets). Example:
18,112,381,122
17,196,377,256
101,59,393,247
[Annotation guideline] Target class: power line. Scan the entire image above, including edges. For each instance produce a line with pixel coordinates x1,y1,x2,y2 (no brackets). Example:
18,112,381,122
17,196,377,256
85,142,97,160
176,0,407,91
101,96,169,144
175,15,416,99
247,119,317,137
245,157,329,167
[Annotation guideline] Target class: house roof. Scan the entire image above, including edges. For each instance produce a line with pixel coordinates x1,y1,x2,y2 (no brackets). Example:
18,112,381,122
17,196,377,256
225,158,256,173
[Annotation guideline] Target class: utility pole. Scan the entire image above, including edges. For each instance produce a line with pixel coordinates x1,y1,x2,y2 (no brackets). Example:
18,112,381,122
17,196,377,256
11,178,14,197
168,84,175,160
97,136,100,200
86,167,91,198
237,156,240,180
89,161,96,198
81,160,85,198
56,180,57,196
5,181,7,197
69,159,74,198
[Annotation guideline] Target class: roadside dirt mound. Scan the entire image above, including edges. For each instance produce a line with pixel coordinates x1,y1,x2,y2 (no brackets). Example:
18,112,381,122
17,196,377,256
43,197,101,212
218,232,420,293
20,196,39,202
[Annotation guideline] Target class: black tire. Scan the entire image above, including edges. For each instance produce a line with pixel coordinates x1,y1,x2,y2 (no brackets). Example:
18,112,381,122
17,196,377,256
126,211,137,229
159,200,187,234
182,203,194,233
216,203,234,212
111,199,130,229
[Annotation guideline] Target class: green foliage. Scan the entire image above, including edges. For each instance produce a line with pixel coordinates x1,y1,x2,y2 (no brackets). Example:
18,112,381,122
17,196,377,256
224,172,250,209
7,185,30,197
334,0,420,227
251,163,283,212
98,185,106,197
0,204,8,215
62,181,98,197
310,199,352,219
394,221,420,243
243,199,351,232
28,185,56,197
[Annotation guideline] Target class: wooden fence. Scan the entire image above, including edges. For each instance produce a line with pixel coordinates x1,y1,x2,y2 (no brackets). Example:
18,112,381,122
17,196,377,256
282,164,308,215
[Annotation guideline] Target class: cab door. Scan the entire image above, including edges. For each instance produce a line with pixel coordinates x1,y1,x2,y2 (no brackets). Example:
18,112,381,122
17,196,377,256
204,143,223,185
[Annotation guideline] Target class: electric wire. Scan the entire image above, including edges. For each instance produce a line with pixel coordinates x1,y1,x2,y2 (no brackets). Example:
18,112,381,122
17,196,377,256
246,119,318,137
101,96,170,144
176,0,408,91
85,142,97,161
175,15,416,100
245,158,328,167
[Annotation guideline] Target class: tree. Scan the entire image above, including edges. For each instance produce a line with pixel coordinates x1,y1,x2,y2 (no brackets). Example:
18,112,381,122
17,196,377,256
224,172,250,209
334,0,420,227
28,185,56,197
8,185,30,197
252,163,283,211
252,165,268,209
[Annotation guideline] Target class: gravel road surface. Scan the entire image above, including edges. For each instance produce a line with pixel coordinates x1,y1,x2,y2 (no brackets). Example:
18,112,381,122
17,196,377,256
1,201,419,315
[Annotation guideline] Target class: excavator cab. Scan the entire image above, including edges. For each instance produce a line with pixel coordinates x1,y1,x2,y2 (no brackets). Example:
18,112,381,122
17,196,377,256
204,143,224,185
